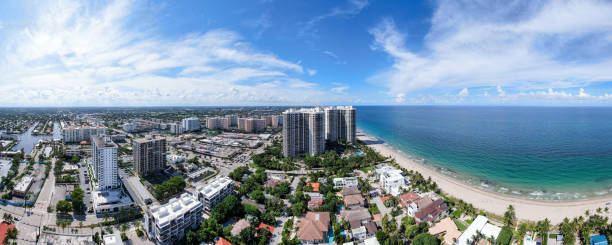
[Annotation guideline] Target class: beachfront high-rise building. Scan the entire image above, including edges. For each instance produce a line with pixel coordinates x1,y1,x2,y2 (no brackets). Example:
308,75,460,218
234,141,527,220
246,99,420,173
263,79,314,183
62,126,108,143
133,136,167,177
282,108,325,158
92,135,119,190
324,106,356,143
181,117,200,132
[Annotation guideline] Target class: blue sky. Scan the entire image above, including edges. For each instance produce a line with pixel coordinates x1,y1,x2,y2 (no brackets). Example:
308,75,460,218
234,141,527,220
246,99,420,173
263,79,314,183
1,0,612,106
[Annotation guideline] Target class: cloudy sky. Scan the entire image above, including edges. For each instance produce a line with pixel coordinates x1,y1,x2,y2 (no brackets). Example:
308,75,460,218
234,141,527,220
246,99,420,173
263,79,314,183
1,0,612,106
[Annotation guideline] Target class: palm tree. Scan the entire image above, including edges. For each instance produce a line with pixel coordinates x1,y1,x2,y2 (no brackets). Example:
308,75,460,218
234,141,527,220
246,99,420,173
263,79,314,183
120,223,128,233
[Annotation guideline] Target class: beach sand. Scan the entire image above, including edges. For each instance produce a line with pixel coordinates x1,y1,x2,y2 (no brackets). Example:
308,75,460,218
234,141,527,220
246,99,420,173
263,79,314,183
358,133,612,224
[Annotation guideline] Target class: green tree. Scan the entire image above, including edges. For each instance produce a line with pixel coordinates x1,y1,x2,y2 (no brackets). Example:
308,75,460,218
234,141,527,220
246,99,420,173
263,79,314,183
240,226,257,245
71,188,85,213
56,200,73,214
497,226,513,245
251,190,265,204
413,233,441,245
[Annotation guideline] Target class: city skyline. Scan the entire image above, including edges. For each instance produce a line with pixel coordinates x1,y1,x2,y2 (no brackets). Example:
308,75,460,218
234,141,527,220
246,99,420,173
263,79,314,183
1,0,612,106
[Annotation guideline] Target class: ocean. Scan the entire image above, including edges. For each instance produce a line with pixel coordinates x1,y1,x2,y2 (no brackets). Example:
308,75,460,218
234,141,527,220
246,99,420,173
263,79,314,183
356,106,612,200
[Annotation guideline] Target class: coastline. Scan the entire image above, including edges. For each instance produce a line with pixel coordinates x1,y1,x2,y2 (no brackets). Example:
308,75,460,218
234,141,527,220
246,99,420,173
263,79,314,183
358,132,612,223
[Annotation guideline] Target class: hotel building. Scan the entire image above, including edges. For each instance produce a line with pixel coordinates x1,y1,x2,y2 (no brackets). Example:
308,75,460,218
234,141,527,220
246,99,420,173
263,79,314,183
282,108,325,158
145,193,203,245
133,136,167,177
92,135,119,190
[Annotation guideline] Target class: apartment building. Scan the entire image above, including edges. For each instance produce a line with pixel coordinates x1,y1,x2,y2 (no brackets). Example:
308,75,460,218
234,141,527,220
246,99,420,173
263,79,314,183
324,106,356,143
145,193,203,245
181,117,200,132
92,135,119,190
196,177,234,212
62,126,108,143
133,136,167,177
282,108,325,158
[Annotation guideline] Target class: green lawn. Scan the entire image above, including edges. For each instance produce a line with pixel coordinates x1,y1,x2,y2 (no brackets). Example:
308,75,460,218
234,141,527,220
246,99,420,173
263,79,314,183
453,218,468,232
368,203,381,215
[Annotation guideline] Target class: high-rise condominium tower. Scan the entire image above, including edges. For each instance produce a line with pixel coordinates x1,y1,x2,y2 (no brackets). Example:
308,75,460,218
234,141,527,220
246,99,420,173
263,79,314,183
282,108,325,158
91,135,119,190
133,136,167,177
324,106,356,143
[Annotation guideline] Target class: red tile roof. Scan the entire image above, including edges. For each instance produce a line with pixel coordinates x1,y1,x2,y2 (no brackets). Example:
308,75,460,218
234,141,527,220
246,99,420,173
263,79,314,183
399,192,420,207
257,223,275,234
381,195,391,203
216,237,232,245
0,222,15,245
307,182,320,192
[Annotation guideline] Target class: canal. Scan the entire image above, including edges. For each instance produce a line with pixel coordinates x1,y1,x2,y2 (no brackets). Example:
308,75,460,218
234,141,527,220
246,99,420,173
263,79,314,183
11,122,61,153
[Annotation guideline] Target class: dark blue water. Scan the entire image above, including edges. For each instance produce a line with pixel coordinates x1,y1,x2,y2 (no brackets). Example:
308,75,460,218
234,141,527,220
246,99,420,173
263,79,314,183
356,106,612,200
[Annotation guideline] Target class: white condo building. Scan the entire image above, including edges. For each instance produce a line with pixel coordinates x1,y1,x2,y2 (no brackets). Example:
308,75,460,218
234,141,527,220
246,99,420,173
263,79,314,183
62,126,108,143
206,117,229,130
376,165,408,196
282,107,326,158
181,117,200,132
196,177,234,212
92,135,119,190
145,193,203,245
324,106,356,143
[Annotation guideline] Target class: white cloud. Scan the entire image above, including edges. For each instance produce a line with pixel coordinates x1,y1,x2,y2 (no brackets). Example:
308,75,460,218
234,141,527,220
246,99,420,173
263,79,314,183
300,0,368,38
0,0,349,106
307,69,317,76
497,85,506,97
394,93,406,103
369,0,612,103
331,85,349,93
458,88,469,97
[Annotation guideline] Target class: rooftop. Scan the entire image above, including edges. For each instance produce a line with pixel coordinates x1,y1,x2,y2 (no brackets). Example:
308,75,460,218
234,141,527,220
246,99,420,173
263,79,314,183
197,177,233,199
92,135,117,148
149,193,202,227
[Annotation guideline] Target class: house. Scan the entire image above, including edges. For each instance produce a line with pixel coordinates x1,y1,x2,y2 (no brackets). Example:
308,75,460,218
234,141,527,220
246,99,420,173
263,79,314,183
428,217,462,245
308,197,323,209
216,237,232,245
0,222,16,244
257,223,275,238
591,235,609,245
341,208,372,228
399,192,420,208
264,180,280,188
376,165,408,196
365,222,378,237
298,212,331,244
457,216,502,245
364,237,381,245
231,219,250,236
306,182,320,192
351,226,367,241
334,177,359,188
341,187,361,196
413,197,449,224
344,194,365,209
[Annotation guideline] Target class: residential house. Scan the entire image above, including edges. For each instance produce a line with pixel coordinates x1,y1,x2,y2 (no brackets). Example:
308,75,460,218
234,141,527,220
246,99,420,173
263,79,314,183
297,212,330,244
399,192,420,208
344,194,365,209
457,216,502,245
428,217,461,245
334,177,359,188
341,208,372,228
376,165,409,196
308,197,323,210
351,226,367,241
414,198,448,224
231,219,250,237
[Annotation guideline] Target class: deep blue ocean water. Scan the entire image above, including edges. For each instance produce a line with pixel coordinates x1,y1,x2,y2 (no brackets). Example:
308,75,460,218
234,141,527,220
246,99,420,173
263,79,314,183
356,106,612,200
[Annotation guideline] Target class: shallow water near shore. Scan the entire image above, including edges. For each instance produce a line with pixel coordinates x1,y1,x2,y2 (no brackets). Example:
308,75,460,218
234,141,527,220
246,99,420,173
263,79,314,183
356,106,612,200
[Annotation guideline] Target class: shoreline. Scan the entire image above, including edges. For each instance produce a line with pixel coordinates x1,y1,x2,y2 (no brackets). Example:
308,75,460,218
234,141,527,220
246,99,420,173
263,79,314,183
358,132,612,223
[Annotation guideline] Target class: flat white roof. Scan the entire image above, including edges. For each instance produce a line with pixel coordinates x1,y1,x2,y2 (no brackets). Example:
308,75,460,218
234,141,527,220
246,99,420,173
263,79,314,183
457,215,489,245
197,177,233,199
15,176,33,192
481,223,502,239
103,232,122,245
150,193,202,227
364,237,381,245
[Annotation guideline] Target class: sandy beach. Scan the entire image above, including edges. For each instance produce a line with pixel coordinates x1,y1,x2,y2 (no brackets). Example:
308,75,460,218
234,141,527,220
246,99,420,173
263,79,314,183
358,132,612,224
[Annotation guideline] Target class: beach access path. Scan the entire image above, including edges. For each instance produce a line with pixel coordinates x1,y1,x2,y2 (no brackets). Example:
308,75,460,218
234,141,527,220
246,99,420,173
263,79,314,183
359,133,612,224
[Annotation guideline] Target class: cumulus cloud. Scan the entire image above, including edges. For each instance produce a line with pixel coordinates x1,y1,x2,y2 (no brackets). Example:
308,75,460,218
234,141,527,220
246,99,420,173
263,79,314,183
0,0,348,106
369,0,612,103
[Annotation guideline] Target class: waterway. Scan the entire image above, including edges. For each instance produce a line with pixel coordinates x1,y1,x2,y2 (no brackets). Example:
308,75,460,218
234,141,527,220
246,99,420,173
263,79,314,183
10,121,61,153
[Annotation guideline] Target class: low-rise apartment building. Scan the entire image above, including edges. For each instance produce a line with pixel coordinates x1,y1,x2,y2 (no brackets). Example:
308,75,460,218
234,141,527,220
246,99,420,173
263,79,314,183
145,193,203,245
196,177,234,212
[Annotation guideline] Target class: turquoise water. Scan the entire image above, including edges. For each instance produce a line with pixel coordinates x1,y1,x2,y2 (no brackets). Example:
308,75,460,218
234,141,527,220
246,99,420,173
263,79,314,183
356,106,612,200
